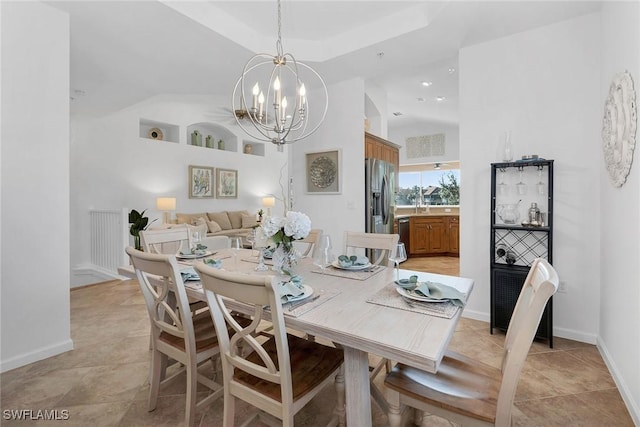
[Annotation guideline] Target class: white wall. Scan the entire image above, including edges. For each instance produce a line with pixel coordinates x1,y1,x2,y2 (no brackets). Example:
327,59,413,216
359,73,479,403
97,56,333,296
70,94,288,286
1,2,73,371
388,121,460,165
291,78,366,253
459,14,602,344
599,2,640,423
364,82,388,138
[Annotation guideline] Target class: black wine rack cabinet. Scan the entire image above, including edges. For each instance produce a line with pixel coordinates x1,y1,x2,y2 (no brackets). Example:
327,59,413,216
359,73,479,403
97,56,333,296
490,159,554,347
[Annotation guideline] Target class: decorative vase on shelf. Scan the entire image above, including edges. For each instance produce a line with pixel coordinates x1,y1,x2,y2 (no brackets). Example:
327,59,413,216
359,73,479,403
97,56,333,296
191,130,202,146
501,131,513,162
217,139,225,150
272,243,299,275
205,135,213,148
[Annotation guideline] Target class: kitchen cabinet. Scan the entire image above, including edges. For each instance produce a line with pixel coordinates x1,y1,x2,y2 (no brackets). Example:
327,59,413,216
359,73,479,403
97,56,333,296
365,132,400,190
490,159,554,347
448,216,459,254
408,216,458,256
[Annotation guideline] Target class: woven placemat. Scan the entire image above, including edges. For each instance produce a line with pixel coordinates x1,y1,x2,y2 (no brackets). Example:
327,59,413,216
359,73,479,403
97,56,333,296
310,265,385,281
366,285,461,319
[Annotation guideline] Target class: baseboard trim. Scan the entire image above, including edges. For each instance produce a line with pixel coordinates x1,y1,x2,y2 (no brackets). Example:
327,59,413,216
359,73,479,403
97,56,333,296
72,264,126,288
1,339,74,373
553,326,597,345
597,337,640,426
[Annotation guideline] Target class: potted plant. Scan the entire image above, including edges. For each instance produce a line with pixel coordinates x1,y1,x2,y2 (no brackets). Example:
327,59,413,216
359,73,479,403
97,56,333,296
257,209,264,222
128,209,157,250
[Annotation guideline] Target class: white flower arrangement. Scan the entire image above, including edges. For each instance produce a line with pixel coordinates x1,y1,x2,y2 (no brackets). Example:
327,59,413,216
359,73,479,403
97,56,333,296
257,211,311,249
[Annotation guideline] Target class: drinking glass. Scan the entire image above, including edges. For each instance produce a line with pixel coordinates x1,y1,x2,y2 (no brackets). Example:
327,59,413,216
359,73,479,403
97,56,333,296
388,243,407,282
191,231,201,252
229,236,242,270
497,169,508,196
245,229,255,255
313,235,334,273
516,168,527,195
536,167,545,195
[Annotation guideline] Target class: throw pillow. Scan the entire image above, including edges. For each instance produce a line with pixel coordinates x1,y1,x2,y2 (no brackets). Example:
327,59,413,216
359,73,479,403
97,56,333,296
176,213,206,225
207,220,222,233
207,211,232,230
227,210,250,229
241,214,258,229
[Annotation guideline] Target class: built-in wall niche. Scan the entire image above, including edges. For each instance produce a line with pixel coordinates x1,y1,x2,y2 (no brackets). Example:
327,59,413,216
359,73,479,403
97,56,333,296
139,118,179,143
242,141,265,157
186,122,237,152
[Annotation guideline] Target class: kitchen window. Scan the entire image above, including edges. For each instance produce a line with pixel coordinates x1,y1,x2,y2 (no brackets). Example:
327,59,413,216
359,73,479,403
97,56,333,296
397,162,460,207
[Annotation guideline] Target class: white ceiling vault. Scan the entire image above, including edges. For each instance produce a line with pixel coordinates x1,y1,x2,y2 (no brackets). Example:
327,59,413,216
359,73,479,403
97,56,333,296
51,0,601,126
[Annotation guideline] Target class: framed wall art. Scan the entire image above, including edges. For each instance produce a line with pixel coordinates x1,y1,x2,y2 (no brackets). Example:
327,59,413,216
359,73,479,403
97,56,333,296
216,168,238,199
188,165,214,199
306,149,340,194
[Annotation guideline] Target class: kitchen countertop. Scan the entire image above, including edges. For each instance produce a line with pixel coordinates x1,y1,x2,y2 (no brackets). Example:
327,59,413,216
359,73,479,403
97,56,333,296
396,213,459,219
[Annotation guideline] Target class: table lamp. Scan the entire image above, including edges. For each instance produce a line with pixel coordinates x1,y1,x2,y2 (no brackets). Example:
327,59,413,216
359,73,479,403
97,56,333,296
156,197,176,224
262,196,276,217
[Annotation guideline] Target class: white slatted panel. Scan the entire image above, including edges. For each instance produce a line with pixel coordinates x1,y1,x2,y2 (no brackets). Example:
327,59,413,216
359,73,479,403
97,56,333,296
89,209,128,273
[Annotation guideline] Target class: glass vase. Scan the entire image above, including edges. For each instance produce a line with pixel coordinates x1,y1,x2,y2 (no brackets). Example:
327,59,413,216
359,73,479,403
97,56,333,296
272,243,299,275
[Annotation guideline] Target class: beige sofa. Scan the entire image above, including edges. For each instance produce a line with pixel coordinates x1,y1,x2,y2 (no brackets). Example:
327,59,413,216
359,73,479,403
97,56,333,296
173,210,259,237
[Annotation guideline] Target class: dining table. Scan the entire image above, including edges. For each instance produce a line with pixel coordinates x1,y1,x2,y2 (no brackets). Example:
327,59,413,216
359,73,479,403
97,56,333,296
119,248,474,426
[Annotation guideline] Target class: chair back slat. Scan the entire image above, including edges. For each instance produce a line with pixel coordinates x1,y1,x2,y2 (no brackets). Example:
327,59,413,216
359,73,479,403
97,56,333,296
126,247,194,343
140,226,192,255
344,231,399,266
496,258,558,425
295,228,322,257
196,265,295,406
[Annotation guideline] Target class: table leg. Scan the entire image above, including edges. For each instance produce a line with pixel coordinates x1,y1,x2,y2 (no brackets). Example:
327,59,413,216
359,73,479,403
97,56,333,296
343,346,372,427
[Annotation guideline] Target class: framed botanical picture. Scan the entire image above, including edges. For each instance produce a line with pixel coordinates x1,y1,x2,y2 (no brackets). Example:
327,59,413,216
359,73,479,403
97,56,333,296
188,165,214,199
306,149,340,194
216,168,238,199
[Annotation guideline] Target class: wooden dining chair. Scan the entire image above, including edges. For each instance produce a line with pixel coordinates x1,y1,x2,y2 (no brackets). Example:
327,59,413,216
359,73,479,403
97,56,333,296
194,264,346,427
125,247,224,427
201,235,231,250
384,258,559,427
140,225,192,255
344,231,399,266
295,228,322,257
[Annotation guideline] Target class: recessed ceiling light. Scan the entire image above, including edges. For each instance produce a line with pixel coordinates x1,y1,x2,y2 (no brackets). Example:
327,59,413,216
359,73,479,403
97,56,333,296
417,97,425,102
421,81,432,87
392,112,403,116
448,67,456,74
436,96,445,102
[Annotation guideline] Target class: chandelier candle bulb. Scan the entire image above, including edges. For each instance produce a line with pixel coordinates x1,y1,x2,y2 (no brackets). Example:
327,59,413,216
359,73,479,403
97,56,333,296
252,83,260,111
258,92,264,117
299,83,306,107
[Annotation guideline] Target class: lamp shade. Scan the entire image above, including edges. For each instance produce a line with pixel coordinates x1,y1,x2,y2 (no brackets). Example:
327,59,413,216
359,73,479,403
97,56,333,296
156,197,176,211
262,197,276,208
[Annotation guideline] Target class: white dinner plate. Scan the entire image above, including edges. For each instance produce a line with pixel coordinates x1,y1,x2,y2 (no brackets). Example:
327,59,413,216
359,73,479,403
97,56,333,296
176,251,214,260
331,260,372,271
282,284,313,303
395,286,447,303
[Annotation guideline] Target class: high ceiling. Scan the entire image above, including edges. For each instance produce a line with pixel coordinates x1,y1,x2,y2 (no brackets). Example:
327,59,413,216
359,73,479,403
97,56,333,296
51,1,601,126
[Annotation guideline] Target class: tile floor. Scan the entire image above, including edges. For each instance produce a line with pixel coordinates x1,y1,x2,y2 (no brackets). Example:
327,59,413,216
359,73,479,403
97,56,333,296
0,258,634,426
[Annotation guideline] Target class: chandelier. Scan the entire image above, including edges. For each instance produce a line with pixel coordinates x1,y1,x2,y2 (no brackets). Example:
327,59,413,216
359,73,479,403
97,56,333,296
232,0,328,150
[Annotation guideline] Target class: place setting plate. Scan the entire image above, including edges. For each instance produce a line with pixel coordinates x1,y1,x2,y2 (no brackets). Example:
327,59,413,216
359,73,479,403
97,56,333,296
395,286,447,303
331,260,373,271
281,285,314,303
176,251,215,260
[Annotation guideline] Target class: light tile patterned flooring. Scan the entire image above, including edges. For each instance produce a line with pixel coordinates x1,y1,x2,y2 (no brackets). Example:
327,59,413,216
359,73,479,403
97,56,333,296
0,257,634,426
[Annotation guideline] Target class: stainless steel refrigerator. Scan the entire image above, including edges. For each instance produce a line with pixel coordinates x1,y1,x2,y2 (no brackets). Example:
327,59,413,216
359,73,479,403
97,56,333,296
365,157,395,236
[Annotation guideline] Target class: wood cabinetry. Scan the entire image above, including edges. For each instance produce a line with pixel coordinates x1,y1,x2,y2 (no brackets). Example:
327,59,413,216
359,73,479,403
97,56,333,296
409,216,459,256
448,216,459,254
365,132,400,188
